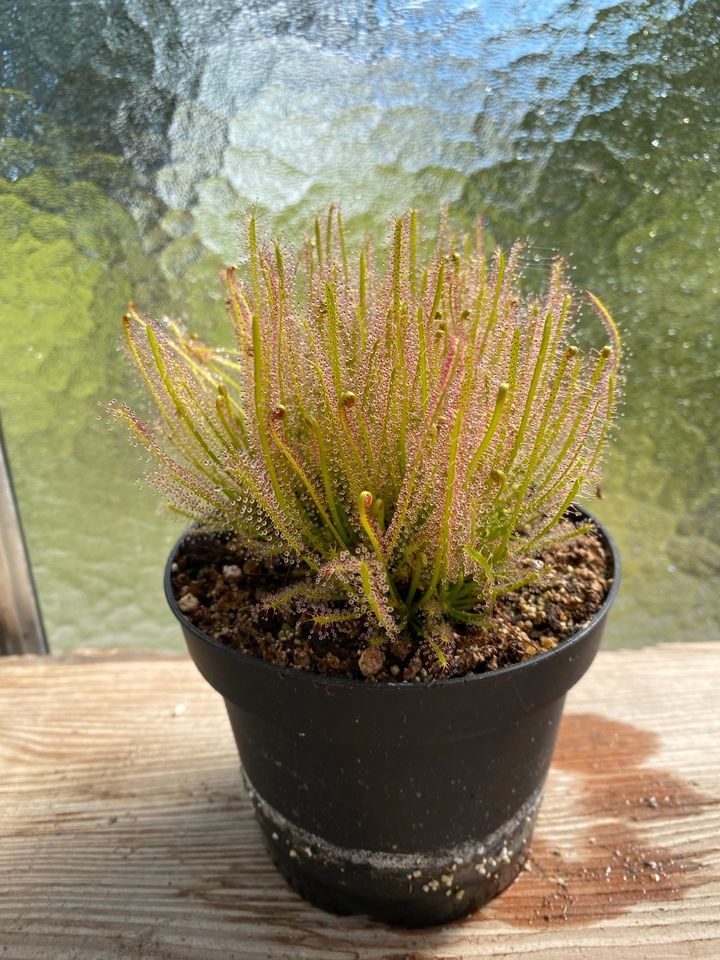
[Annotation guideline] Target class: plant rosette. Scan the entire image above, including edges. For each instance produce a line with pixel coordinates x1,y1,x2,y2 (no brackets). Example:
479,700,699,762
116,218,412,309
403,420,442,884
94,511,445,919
114,208,622,925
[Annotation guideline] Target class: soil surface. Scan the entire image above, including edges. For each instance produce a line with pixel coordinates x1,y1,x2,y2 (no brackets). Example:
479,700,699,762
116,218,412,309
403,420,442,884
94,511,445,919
170,518,613,683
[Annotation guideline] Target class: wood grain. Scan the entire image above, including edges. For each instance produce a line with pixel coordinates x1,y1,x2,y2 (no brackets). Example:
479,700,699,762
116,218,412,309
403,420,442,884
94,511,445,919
1,643,719,959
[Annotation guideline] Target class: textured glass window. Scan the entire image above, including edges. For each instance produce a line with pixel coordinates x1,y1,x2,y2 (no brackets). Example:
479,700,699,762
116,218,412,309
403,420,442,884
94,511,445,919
1,0,717,651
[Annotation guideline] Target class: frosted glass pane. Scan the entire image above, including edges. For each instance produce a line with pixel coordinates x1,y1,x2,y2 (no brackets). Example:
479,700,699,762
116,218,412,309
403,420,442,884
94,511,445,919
1,0,717,651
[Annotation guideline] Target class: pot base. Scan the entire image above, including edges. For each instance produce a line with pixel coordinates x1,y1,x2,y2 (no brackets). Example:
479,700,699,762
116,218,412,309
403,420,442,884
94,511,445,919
244,772,541,927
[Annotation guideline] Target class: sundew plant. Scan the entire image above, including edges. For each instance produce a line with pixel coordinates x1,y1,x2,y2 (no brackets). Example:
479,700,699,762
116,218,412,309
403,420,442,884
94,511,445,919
115,208,620,655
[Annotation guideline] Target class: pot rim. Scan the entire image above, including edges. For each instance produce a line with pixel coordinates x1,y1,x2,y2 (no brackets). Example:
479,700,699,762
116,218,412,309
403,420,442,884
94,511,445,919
164,503,620,692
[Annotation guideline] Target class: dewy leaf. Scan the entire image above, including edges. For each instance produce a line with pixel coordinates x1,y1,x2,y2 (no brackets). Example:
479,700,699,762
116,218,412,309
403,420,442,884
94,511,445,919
359,560,397,637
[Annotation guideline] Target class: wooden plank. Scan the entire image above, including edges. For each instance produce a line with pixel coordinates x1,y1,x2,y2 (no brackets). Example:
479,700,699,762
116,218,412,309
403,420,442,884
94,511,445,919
0,643,718,959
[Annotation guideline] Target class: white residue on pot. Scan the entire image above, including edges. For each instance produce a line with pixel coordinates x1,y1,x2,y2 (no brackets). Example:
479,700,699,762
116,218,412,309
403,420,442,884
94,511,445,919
243,769,542,882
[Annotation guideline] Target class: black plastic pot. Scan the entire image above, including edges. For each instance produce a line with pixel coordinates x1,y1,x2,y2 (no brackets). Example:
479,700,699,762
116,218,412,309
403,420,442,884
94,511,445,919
165,510,619,926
